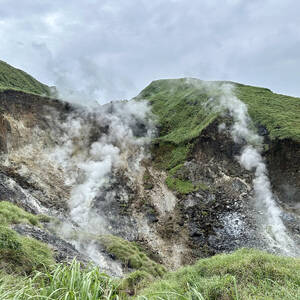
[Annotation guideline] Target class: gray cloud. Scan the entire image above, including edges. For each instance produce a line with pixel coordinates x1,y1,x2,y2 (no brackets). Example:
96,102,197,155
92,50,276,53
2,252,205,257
1,0,300,102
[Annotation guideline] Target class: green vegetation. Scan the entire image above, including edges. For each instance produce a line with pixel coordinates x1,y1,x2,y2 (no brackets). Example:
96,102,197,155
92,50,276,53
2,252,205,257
136,78,300,193
0,226,54,274
166,164,209,194
139,248,300,299
165,176,200,194
136,79,218,171
0,201,54,274
0,259,120,299
99,235,166,278
138,78,300,145
137,79,219,146
235,83,300,142
0,201,40,226
0,60,51,96
0,249,298,299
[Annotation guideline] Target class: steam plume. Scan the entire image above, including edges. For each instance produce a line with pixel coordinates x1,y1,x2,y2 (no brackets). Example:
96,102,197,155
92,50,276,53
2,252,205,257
47,99,155,270
215,83,296,255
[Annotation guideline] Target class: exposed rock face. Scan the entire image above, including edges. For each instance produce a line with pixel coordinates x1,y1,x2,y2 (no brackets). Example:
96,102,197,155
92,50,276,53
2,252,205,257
266,139,300,242
0,90,72,213
0,89,299,275
13,223,88,263
132,120,263,267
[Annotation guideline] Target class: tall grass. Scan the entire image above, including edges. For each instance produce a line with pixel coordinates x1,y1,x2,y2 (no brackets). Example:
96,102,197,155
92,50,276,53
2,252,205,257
0,249,299,299
0,260,121,300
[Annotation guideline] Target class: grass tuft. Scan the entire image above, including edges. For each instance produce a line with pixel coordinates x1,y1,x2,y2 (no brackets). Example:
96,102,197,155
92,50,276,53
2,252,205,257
0,201,54,274
0,201,40,226
0,259,120,299
99,235,166,278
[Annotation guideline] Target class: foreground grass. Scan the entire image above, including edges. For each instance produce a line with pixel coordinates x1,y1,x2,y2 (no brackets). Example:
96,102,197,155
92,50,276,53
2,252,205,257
0,249,299,299
0,60,51,96
0,225,54,275
139,248,300,300
0,260,120,300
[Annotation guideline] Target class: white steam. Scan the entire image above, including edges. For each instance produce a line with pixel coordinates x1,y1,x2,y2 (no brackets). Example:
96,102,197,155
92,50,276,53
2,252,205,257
47,99,155,269
186,79,296,255
215,83,296,255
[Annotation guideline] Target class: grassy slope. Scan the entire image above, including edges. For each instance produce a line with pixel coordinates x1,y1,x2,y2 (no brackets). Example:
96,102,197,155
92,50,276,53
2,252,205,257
136,78,300,194
0,201,54,274
138,78,300,144
139,248,300,299
235,82,300,141
0,60,51,96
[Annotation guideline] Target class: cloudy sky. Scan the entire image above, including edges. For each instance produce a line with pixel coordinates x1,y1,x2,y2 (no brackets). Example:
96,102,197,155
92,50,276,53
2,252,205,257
1,0,300,103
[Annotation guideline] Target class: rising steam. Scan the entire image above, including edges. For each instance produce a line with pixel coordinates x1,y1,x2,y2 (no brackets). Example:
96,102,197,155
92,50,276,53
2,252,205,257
46,78,296,269
47,99,155,271
212,82,296,255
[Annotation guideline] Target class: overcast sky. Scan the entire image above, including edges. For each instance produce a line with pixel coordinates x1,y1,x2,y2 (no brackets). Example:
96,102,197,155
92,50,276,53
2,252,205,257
1,0,300,103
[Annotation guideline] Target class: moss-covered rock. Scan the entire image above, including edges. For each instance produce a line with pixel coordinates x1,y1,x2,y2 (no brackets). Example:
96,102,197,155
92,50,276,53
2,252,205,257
165,176,199,194
99,235,166,278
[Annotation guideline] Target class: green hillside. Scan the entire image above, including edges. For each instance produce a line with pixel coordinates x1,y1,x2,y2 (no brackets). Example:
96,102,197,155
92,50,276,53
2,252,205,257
0,60,51,96
136,78,300,172
138,78,300,143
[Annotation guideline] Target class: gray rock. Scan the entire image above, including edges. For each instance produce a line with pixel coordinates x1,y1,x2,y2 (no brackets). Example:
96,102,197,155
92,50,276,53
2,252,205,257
12,224,88,264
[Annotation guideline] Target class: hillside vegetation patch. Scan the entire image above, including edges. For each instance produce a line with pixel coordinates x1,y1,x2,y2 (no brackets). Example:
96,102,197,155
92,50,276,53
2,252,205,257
0,60,51,96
